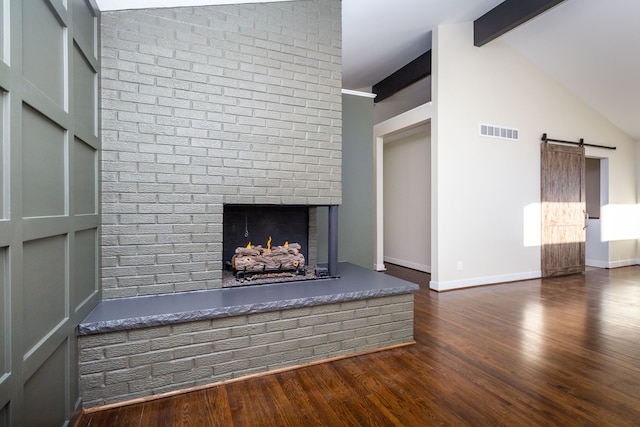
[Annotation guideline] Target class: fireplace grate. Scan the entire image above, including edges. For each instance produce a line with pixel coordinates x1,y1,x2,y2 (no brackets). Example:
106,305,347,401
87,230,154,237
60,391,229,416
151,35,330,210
233,264,306,283
223,261,329,286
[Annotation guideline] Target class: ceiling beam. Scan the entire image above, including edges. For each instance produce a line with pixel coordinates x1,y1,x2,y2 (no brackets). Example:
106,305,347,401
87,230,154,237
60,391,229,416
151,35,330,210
372,50,431,103
474,0,565,47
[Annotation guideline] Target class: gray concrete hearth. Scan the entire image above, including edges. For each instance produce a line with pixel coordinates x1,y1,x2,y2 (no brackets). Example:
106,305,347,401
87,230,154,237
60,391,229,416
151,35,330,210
79,263,417,335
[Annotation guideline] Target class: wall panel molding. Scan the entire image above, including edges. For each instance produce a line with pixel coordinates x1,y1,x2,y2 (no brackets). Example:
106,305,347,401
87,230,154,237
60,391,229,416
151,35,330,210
0,0,100,425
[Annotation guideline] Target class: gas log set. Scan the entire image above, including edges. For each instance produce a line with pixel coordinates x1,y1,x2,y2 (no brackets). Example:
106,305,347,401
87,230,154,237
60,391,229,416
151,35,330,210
231,238,306,282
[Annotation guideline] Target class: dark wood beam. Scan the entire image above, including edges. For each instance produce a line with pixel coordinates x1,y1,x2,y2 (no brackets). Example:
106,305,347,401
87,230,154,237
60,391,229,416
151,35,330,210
474,0,565,47
372,50,431,103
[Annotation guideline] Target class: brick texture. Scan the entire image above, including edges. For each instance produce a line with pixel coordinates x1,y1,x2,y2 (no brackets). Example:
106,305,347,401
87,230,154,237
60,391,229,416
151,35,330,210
78,294,414,408
101,0,342,298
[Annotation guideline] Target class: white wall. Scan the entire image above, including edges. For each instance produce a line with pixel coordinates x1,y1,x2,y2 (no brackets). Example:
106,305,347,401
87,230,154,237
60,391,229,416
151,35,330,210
637,141,640,262
431,23,637,290
586,219,608,268
383,124,431,272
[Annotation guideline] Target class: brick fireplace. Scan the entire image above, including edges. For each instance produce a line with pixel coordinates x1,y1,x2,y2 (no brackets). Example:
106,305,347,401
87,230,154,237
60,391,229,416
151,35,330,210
101,0,342,299
79,1,418,409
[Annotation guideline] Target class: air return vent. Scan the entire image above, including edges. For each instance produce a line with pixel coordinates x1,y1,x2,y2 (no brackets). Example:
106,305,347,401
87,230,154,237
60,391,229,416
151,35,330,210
479,123,519,141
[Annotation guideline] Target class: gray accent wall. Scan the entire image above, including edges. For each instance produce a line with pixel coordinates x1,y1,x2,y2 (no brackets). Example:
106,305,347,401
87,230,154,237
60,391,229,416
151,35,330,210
317,94,375,268
339,93,375,268
100,0,342,298
0,0,101,425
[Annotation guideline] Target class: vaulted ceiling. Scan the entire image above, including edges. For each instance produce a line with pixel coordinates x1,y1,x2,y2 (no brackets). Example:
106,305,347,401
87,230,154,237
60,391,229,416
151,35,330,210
95,0,640,140
342,0,640,140
501,1,640,141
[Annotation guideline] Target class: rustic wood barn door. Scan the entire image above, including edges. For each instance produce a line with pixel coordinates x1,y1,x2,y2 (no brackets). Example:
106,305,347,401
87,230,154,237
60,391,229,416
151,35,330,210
541,143,586,277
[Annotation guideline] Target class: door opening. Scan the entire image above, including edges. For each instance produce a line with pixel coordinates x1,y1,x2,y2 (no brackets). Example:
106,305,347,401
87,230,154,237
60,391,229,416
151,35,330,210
383,123,431,273
373,103,432,272
585,157,609,268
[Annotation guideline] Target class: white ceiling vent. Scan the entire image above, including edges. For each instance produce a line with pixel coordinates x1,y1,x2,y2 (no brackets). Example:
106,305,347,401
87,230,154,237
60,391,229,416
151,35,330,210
480,123,519,141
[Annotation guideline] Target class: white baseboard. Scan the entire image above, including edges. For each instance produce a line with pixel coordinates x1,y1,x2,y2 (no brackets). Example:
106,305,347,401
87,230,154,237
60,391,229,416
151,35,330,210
607,259,639,269
430,260,640,291
586,259,610,269
383,257,431,273
430,270,542,292
374,263,387,271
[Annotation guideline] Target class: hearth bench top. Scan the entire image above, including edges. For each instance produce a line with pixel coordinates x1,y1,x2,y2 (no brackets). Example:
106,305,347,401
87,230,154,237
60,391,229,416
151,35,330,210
78,262,419,336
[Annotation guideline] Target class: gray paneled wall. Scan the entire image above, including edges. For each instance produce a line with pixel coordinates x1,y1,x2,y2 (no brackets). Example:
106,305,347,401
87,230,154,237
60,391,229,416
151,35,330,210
0,0,101,426
101,0,342,298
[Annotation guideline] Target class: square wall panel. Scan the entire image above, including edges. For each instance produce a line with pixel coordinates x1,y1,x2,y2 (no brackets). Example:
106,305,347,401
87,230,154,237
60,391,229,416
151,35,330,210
0,247,6,378
22,104,66,218
23,340,67,427
0,0,5,65
73,46,96,135
22,235,66,354
73,137,96,215
72,0,97,60
73,228,96,310
22,0,65,108
0,401,7,427
0,91,4,219
0,0,5,67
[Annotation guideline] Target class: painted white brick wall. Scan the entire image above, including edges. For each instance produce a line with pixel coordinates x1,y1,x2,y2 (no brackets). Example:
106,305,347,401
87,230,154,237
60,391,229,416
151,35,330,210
101,0,342,298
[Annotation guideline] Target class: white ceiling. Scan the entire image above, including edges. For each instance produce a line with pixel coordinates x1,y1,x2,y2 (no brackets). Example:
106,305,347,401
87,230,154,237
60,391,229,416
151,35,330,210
94,0,640,140
502,0,640,141
341,0,504,89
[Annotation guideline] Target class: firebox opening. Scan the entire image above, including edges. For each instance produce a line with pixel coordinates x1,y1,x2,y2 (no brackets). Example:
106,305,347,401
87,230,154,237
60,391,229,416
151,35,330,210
223,205,314,286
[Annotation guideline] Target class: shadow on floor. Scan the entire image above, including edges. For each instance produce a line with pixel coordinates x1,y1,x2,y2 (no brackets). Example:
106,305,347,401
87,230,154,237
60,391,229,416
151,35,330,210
383,263,430,286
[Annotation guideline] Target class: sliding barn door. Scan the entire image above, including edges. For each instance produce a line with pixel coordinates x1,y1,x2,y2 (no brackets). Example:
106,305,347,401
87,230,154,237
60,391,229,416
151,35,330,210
541,143,586,277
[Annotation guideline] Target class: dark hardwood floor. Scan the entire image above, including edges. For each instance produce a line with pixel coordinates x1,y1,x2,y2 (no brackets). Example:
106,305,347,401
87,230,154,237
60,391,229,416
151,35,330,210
76,266,640,426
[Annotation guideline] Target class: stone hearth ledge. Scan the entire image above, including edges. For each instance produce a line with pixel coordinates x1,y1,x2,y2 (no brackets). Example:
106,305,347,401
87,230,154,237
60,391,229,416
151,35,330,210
78,263,419,336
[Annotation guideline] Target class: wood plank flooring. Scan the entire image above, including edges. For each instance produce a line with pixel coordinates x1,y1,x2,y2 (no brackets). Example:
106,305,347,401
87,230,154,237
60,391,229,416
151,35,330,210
76,266,640,426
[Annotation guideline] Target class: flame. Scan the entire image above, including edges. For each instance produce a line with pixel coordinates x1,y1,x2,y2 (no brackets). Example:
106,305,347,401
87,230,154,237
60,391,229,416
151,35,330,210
246,242,251,249
284,241,288,247
267,236,272,250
